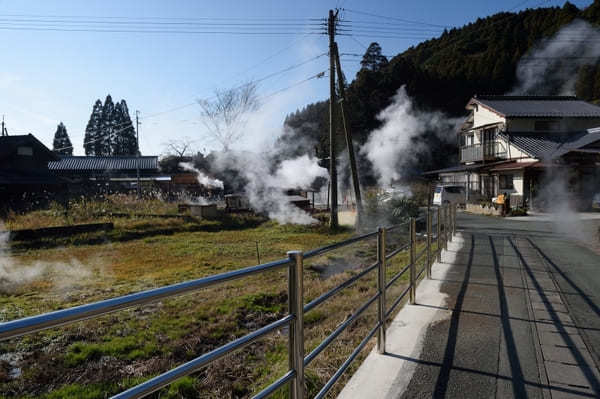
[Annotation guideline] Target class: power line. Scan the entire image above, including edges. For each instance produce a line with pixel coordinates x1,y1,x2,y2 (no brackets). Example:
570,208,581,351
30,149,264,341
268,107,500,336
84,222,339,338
0,13,322,22
142,52,328,120
342,8,451,29
0,25,325,35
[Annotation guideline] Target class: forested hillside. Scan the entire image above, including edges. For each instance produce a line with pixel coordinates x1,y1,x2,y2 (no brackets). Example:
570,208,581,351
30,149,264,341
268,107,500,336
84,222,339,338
281,1,600,184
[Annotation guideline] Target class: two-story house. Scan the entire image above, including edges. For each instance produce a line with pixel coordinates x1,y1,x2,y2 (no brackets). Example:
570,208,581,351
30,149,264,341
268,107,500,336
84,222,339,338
427,95,600,208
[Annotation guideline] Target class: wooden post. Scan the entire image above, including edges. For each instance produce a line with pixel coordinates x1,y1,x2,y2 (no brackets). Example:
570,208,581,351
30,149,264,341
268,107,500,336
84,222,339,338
333,42,362,224
328,9,339,229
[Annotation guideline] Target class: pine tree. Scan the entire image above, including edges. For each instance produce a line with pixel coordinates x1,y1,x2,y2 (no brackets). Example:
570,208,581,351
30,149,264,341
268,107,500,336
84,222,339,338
100,95,115,156
360,42,389,72
52,122,73,156
84,100,103,156
114,100,137,155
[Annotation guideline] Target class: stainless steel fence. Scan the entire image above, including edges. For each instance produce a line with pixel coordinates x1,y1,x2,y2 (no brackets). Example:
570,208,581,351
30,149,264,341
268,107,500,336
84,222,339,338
0,204,458,399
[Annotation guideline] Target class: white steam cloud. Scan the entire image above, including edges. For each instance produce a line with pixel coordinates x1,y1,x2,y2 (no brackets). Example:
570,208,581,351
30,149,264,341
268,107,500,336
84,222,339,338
214,152,327,224
361,86,459,188
511,19,600,95
179,162,224,189
0,225,93,295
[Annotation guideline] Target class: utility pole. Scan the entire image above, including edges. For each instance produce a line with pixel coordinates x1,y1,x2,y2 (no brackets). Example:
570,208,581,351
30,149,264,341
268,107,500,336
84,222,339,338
333,42,363,224
328,9,339,229
136,110,141,199
1,115,7,136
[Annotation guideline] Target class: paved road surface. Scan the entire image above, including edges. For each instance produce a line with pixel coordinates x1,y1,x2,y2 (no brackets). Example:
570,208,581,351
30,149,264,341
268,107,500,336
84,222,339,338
339,212,600,399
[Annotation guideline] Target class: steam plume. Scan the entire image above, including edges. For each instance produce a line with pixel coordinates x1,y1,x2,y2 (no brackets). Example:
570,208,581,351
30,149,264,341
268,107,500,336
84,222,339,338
179,162,224,189
0,224,93,294
214,152,327,224
361,86,459,188
511,19,600,95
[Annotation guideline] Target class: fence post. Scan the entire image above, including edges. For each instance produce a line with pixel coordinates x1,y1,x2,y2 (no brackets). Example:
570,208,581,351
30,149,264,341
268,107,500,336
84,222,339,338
436,207,441,263
443,205,448,251
453,204,457,236
377,227,386,354
448,204,453,243
287,251,304,399
409,218,416,305
426,207,432,279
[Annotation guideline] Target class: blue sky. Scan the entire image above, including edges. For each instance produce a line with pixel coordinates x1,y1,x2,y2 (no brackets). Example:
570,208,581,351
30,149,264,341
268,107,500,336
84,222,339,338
0,0,593,155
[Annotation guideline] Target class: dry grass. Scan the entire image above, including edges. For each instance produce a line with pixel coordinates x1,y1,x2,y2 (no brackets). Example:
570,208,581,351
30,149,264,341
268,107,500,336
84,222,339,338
0,199,434,398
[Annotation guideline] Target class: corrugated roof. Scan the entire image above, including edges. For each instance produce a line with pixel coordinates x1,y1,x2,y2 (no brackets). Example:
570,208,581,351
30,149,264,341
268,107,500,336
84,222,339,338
499,129,600,159
472,95,600,118
48,156,158,171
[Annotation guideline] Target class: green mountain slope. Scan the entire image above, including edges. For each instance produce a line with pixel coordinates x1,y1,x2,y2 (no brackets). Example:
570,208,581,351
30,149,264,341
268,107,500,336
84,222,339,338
281,1,600,183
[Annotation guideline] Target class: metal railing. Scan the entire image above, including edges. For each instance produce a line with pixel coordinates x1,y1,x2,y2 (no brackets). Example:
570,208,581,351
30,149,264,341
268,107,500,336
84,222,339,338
0,204,458,399
460,141,507,163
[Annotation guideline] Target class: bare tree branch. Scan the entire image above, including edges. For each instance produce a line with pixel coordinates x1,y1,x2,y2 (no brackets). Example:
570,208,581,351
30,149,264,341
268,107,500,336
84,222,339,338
197,82,259,151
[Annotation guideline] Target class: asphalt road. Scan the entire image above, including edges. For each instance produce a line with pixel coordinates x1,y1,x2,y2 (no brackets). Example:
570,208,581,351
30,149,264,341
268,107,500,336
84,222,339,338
398,212,600,399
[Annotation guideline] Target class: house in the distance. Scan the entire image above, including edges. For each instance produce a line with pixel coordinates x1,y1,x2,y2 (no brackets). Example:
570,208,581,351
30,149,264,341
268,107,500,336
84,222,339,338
0,134,67,208
48,155,164,194
426,95,600,208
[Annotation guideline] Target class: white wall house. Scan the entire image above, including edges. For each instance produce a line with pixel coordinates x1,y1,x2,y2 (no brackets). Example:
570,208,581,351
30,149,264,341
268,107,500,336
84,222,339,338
427,95,600,208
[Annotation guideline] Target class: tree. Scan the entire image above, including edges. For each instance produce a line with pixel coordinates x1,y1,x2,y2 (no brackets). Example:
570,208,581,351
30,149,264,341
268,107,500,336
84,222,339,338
100,95,115,156
360,42,389,72
112,100,137,155
197,82,259,151
84,100,103,156
163,137,196,158
52,122,72,156
83,96,138,156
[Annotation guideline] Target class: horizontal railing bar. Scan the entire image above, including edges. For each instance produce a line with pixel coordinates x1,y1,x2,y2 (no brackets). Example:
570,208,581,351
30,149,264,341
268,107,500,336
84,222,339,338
416,247,427,262
385,220,409,232
304,293,378,367
112,314,294,399
304,262,378,313
417,265,426,281
314,322,380,399
385,286,410,319
385,263,410,290
385,243,410,261
0,257,291,341
303,231,378,259
251,370,296,399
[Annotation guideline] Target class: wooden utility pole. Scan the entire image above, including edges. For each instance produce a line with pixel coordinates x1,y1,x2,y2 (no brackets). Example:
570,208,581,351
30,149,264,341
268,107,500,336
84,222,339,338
1,116,7,136
136,110,141,199
328,9,339,229
333,42,362,222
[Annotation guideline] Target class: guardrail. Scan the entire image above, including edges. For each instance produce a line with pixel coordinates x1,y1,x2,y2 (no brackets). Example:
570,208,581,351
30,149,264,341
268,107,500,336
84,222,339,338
0,204,458,399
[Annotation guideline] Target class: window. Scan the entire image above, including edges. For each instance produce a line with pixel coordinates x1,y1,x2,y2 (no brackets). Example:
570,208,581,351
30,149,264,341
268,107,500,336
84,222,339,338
534,120,560,131
444,186,464,194
499,174,514,190
17,146,33,156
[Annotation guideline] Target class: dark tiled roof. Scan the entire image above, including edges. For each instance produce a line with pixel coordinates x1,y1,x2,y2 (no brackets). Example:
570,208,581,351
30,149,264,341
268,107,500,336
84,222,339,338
48,156,158,171
472,95,600,118
0,134,59,161
499,128,600,159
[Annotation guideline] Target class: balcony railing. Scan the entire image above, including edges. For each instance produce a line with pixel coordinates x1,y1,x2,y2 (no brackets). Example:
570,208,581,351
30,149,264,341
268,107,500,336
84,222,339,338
460,141,507,163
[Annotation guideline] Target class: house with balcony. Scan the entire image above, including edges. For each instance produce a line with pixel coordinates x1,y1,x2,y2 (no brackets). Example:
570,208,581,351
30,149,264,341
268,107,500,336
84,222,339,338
426,95,600,208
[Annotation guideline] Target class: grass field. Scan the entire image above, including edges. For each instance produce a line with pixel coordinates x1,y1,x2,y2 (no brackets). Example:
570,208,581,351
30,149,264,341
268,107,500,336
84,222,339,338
0,199,434,398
